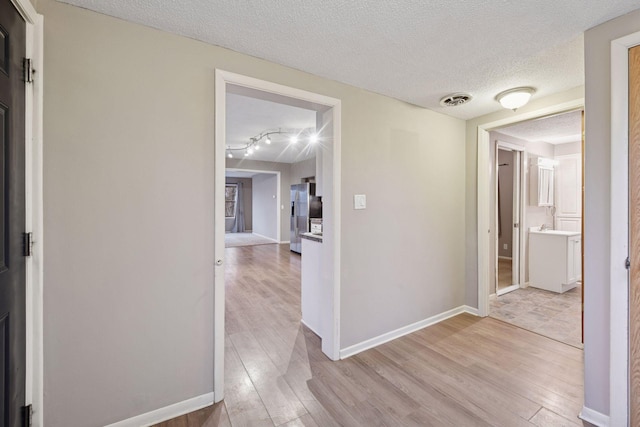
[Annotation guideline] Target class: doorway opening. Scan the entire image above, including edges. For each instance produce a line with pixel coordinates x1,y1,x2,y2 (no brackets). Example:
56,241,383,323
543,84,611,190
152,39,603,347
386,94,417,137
224,169,282,248
214,71,342,401
495,142,525,296
484,110,585,348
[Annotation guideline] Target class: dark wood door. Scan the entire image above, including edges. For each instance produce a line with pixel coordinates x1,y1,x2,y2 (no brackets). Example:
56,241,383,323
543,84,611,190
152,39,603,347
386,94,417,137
0,0,26,425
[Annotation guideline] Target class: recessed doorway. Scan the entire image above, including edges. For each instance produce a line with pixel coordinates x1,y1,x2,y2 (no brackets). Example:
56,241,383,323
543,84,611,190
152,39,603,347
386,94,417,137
486,110,584,348
214,71,342,401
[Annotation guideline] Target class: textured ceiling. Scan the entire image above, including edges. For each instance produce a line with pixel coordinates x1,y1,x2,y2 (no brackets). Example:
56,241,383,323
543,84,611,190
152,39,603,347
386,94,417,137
59,0,640,119
226,93,317,163
497,110,582,145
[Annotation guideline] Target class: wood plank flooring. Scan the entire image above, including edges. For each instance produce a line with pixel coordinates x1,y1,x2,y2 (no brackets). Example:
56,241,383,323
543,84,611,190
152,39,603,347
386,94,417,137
155,243,588,427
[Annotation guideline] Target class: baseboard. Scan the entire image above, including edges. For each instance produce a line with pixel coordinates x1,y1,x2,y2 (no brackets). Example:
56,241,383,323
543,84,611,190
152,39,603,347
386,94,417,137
497,284,520,296
497,256,513,260
104,392,214,427
462,305,479,316
579,406,610,427
251,232,279,242
339,305,471,359
280,240,290,244
489,293,497,300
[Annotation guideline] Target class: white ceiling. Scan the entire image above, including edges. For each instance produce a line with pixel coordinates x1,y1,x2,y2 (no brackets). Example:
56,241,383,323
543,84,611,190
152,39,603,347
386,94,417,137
59,0,640,119
226,93,317,163
497,110,582,145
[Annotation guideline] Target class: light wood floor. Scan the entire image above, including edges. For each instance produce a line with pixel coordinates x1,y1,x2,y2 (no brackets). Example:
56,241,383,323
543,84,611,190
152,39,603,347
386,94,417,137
497,257,513,290
155,244,588,427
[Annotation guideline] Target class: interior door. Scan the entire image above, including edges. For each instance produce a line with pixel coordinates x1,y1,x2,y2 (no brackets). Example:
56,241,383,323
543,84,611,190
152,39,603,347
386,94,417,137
629,44,640,426
511,150,521,287
0,0,27,425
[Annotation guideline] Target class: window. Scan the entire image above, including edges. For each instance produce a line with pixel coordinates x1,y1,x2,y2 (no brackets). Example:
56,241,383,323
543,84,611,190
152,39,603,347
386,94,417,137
225,184,238,218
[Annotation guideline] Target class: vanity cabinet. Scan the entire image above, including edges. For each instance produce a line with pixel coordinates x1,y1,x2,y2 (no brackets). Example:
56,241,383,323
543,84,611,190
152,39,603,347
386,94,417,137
529,230,581,293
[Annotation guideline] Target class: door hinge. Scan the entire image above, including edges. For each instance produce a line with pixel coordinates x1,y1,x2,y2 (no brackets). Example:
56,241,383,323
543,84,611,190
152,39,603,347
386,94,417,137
22,404,32,427
23,58,34,84
23,232,33,257
626,257,631,270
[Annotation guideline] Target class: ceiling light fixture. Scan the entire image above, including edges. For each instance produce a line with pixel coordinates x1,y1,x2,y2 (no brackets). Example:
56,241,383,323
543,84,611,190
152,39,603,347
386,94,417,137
225,128,317,157
495,87,536,111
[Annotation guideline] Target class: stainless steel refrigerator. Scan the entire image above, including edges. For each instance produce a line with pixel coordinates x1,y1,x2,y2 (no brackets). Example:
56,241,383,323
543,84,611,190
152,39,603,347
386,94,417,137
290,183,316,253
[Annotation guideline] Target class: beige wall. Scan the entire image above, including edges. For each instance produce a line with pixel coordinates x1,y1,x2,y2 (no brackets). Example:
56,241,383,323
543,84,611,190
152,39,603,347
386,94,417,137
40,0,466,425
291,157,316,184
583,7,640,417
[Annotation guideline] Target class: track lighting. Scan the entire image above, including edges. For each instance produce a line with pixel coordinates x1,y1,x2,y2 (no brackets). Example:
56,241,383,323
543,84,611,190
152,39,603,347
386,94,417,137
225,128,318,157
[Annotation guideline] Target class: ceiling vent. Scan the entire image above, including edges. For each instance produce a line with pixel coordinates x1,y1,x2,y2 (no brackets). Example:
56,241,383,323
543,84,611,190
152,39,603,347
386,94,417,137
439,93,473,107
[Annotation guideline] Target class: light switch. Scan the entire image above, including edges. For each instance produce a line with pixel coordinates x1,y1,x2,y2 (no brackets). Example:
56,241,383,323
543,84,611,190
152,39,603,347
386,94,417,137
354,194,366,210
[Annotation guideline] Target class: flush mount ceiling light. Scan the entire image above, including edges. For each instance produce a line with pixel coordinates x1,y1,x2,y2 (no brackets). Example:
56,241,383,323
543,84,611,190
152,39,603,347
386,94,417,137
496,87,536,111
439,93,473,107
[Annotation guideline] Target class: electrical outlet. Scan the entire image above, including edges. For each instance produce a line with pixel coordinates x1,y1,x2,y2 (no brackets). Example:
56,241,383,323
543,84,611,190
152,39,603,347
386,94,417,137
503,244,508,250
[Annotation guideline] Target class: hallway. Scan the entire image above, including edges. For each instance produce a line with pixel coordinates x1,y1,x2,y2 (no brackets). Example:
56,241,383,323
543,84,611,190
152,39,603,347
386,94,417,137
157,244,586,426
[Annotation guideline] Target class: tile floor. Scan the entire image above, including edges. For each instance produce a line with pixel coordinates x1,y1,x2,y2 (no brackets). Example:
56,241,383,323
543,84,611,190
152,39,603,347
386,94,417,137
490,284,582,348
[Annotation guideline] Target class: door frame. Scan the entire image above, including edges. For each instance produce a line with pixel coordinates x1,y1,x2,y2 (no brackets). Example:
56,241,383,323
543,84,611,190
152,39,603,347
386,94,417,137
477,99,584,317
214,70,342,400
8,0,44,426
495,141,525,296
609,30,640,427
225,168,282,242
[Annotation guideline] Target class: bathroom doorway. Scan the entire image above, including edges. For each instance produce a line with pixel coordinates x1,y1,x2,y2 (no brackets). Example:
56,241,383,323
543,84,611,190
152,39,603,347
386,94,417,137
495,142,525,295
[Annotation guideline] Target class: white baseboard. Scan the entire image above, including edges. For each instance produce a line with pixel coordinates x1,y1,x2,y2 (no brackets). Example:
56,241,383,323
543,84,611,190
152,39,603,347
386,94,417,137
252,232,279,243
489,293,497,300
280,240,290,244
104,392,214,427
462,305,479,316
339,305,473,359
497,256,513,260
497,284,520,296
579,406,610,427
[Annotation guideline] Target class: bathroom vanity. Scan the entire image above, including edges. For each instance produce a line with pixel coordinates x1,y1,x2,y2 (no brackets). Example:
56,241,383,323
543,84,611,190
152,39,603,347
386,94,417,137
529,229,581,293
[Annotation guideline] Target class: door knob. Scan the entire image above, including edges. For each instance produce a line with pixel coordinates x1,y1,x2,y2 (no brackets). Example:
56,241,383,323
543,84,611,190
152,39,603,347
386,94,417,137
216,259,223,266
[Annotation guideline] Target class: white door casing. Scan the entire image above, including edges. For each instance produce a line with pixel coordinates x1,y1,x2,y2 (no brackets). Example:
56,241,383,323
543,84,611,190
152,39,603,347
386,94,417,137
214,70,342,401
477,99,584,317
8,0,44,426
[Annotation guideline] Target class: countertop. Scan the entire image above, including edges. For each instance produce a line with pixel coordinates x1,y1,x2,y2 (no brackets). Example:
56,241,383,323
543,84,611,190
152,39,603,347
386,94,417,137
529,229,581,237
301,232,323,243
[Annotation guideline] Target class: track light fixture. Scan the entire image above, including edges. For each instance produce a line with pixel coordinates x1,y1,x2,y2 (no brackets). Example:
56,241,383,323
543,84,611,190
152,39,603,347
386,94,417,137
225,128,318,158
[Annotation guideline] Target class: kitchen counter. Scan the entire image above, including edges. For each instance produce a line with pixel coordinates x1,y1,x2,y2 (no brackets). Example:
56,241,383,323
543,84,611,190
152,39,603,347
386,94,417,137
301,232,323,243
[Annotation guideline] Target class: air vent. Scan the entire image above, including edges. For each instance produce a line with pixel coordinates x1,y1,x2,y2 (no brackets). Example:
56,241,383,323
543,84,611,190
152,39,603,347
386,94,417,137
439,93,473,107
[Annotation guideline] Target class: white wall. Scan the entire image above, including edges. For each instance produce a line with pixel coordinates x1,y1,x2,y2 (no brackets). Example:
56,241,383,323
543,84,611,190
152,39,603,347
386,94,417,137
583,7,640,418
252,173,278,240
39,0,467,425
